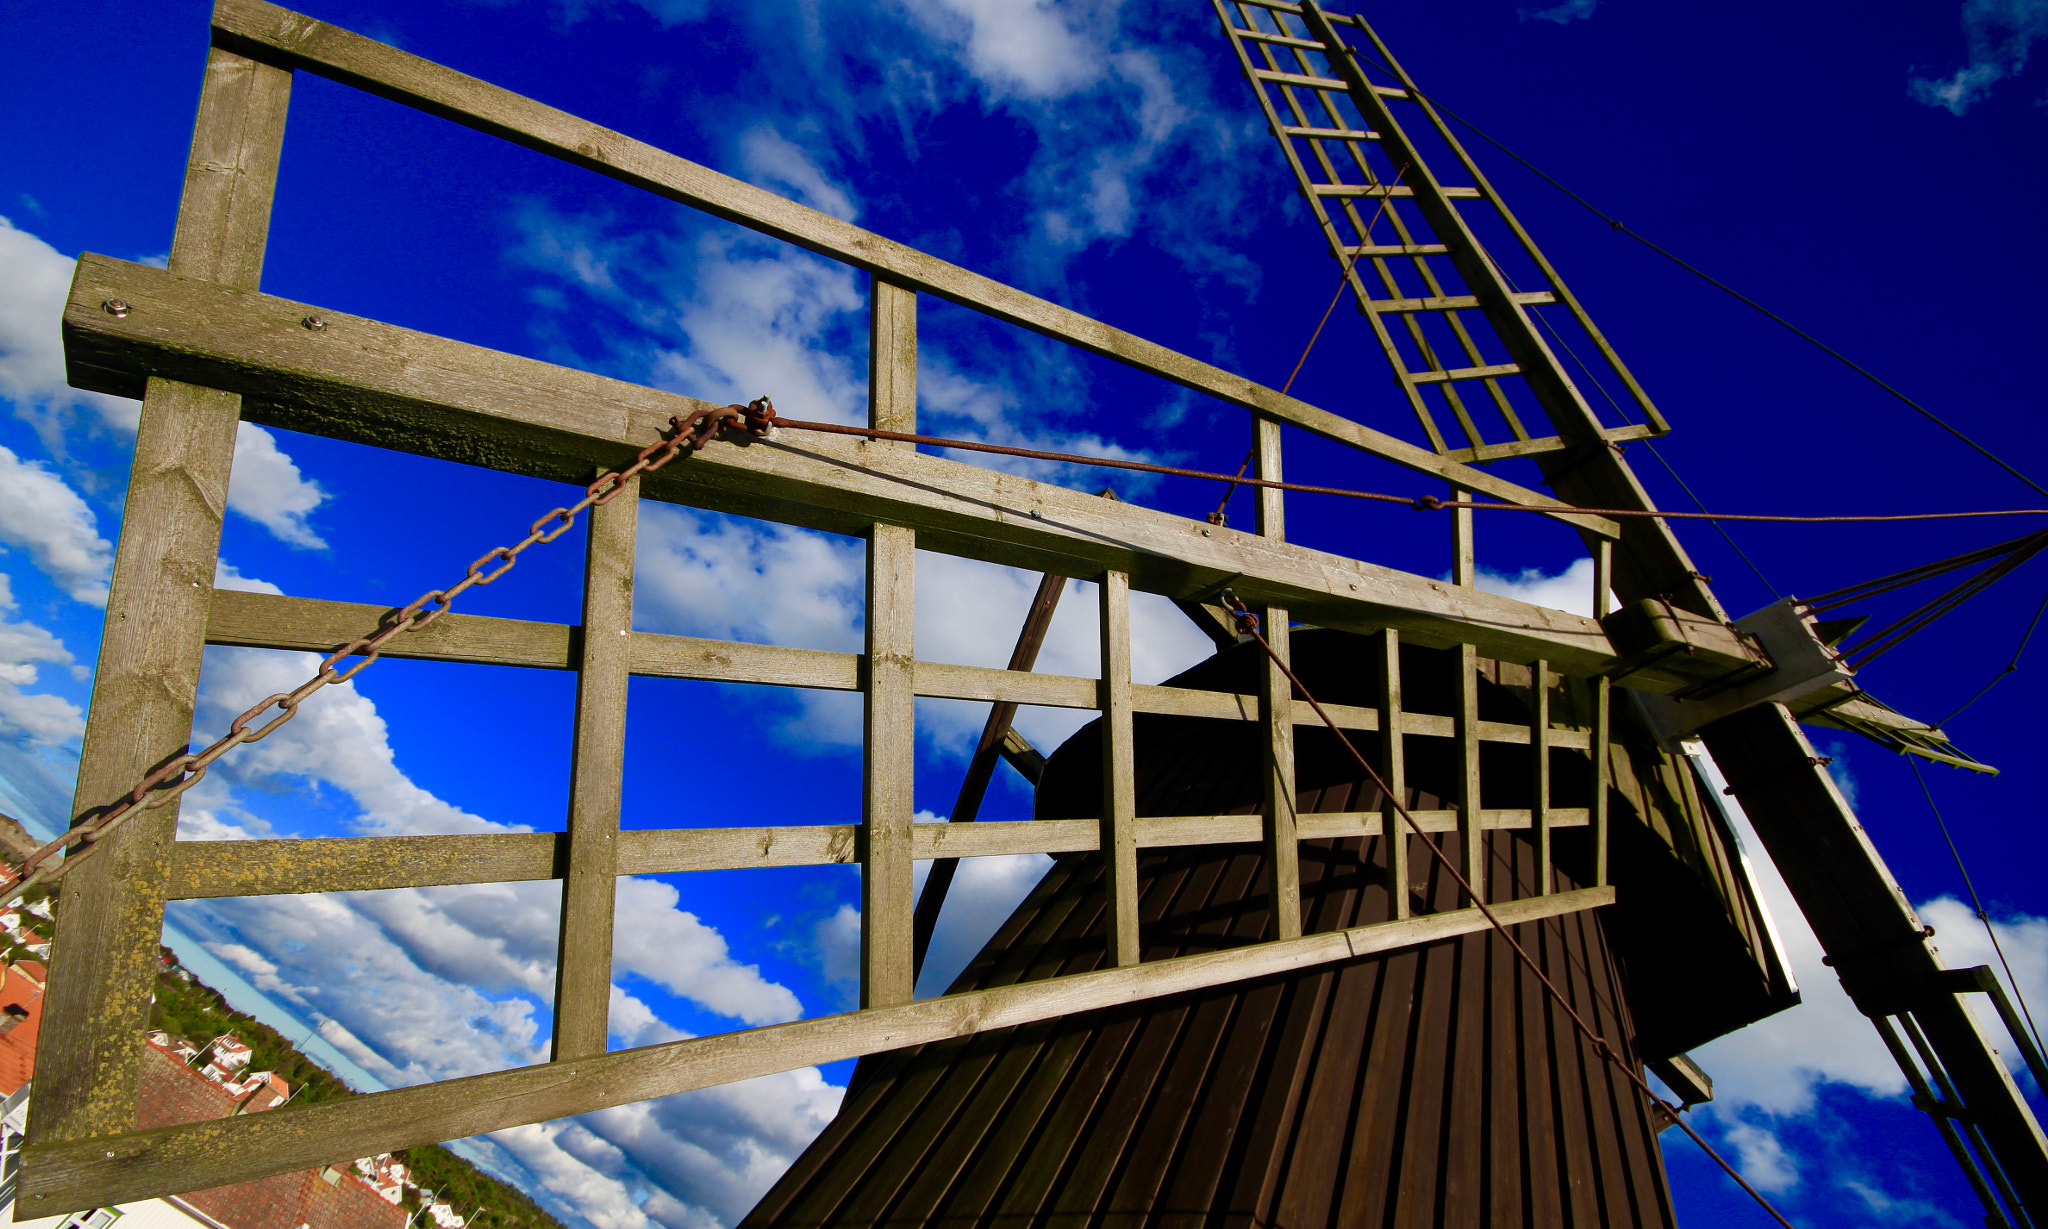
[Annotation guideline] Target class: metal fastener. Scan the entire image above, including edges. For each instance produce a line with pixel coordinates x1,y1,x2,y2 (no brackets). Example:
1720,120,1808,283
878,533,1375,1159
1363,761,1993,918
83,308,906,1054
102,299,129,317
301,315,326,331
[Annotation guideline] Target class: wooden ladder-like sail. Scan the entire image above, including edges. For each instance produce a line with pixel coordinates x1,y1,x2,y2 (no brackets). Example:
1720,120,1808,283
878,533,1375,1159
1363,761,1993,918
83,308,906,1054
1219,2,2048,1222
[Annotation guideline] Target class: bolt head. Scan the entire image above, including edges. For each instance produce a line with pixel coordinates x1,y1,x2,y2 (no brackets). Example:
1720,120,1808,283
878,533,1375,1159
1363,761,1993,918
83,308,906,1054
102,298,129,317
301,315,326,330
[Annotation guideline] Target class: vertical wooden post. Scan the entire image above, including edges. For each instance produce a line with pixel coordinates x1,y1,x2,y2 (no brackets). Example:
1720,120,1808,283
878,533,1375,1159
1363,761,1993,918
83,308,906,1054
1532,660,1552,896
1592,541,1613,888
1451,484,1475,588
1456,643,1484,904
862,275,918,1007
1098,571,1140,967
34,44,291,1146
551,486,635,1061
1378,628,1408,920
1255,417,1301,940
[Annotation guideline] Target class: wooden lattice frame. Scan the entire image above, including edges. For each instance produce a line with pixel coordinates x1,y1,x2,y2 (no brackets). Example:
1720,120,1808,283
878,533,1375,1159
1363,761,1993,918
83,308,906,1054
18,0,1853,1213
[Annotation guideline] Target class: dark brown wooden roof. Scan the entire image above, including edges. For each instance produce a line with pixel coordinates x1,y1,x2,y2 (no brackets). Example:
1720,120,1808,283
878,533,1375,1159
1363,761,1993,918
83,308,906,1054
744,631,1786,1228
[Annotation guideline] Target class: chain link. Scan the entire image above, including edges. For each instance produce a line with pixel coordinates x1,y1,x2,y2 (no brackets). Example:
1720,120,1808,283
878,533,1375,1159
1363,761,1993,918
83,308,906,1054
1,399,778,907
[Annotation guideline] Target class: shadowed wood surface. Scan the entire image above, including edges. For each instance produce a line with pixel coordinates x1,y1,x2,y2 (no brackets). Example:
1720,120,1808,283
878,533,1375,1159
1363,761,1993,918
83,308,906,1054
744,631,1801,1228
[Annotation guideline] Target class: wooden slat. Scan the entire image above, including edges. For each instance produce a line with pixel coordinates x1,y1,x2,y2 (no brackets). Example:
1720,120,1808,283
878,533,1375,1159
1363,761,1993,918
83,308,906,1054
1378,629,1408,920
1250,68,1348,89
160,806,1595,900
167,833,560,898
1342,243,1450,257
1254,416,1300,941
33,44,292,1146
1100,571,1140,967
1311,183,1483,199
551,487,633,1062
1364,291,1557,312
181,4,1616,537
203,591,1596,749
1281,125,1379,141
19,887,1615,1215
1234,27,1324,50
1533,659,1553,893
70,263,1698,670
1408,362,1521,385
1456,643,1484,902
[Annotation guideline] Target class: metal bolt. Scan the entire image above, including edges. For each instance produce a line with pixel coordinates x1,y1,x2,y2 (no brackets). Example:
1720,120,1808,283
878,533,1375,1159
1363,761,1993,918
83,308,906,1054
102,299,129,317
301,315,326,331
1201,528,1212,537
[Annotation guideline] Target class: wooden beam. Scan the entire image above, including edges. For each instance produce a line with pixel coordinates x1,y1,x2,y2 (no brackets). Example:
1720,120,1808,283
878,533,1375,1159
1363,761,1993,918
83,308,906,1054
1532,659,1553,893
861,276,918,1009
202,590,1601,748
162,807,1595,901
1099,571,1141,966
33,45,291,1146
1456,643,1484,902
65,262,1750,685
18,886,1614,1215
1379,628,1409,920
551,486,634,1061
203,0,1611,535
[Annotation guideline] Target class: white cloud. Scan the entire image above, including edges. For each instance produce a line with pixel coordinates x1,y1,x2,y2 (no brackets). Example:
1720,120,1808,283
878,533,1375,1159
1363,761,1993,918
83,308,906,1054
1519,0,1599,23
645,236,867,426
614,877,804,1026
1720,1120,1800,1194
214,558,284,595
0,214,139,443
912,846,1053,997
896,0,1109,100
812,902,861,1005
0,443,112,605
228,422,329,549
1474,555,1603,617
1911,0,2048,115
0,572,82,746
738,128,858,223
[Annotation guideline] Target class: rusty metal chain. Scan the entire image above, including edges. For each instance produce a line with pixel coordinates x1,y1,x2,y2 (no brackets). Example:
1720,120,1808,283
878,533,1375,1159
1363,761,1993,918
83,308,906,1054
0,398,777,908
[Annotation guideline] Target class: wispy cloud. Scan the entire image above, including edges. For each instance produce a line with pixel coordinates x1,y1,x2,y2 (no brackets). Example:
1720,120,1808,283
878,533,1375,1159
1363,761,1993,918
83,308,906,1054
1910,0,2048,114
0,442,112,606
1518,0,1599,24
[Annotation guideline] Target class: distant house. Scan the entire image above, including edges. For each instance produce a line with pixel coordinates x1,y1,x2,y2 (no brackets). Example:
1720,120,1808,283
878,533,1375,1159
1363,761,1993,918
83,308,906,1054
1,1004,406,1229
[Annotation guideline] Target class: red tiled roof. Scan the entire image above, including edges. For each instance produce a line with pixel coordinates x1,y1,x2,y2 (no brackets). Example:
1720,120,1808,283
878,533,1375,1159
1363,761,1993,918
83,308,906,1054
0,961,46,1096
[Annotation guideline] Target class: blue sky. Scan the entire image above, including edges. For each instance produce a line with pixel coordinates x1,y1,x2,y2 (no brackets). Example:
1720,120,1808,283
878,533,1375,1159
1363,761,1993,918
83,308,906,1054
3,0,2048,1225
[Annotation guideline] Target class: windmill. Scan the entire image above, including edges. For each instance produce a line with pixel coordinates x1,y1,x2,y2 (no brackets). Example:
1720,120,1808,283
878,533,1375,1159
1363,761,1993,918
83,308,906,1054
14,0,2045,1226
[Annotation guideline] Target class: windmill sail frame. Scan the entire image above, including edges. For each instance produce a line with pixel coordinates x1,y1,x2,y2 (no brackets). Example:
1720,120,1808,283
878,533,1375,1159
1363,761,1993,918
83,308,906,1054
20,0,2043,1223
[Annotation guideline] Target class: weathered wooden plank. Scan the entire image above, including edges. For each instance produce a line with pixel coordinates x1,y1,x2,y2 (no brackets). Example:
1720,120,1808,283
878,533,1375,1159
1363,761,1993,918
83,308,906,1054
552,489,634,1061
167,833,559,898
1100,571,1141,967
161,807,1591,901
204,592,1596,749
18,887,1614,1215
1456,643,1484,902
1533,659,1554,892
1254,416,1301,942
71,262,1773,687
1379,628,1409,920
34,44,292,1146
862,279,918,1008
198,0,1615,536
207,586,575,668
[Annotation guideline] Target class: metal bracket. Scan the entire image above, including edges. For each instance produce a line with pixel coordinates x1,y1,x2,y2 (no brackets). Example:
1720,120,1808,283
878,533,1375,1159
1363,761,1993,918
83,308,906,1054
1636,597,1854,744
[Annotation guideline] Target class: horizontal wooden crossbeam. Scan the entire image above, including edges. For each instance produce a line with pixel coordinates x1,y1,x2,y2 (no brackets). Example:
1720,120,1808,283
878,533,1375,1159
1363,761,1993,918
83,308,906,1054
199,0,1604,536
203,589,1597,749
18,886,1612,1214
61,260,1780,692
164,808,1595,899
